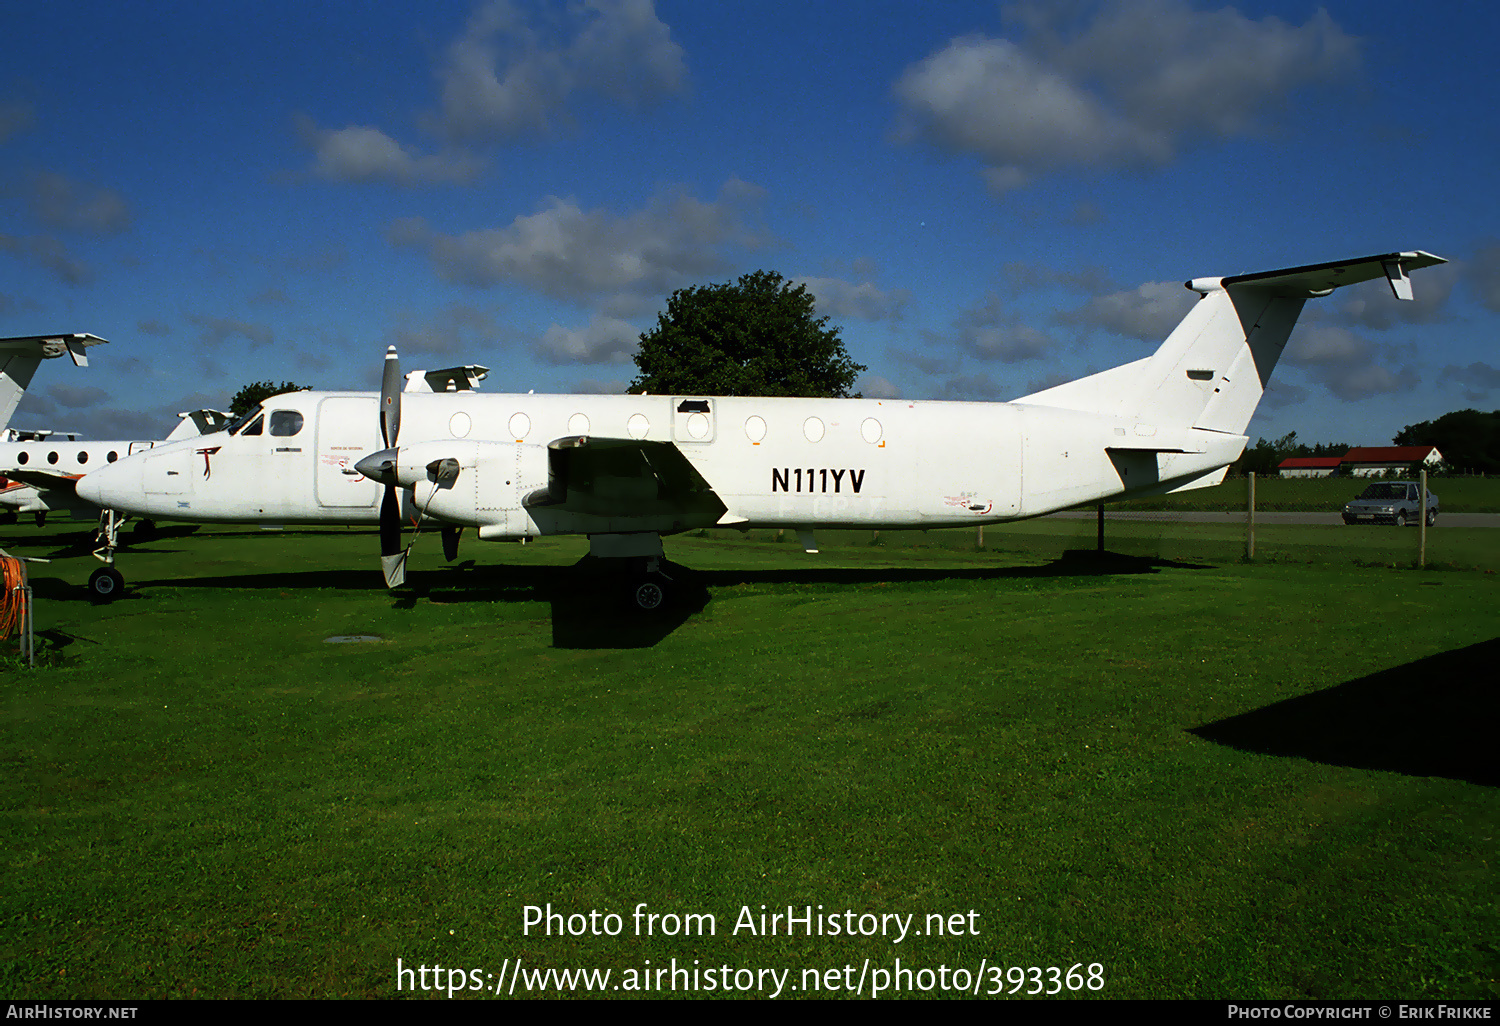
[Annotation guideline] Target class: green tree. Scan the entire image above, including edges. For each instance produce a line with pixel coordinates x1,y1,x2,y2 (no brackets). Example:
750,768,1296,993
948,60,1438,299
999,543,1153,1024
228,380,313,417
1393,409,1500,474
1227,431,1351,476
630,270,866,397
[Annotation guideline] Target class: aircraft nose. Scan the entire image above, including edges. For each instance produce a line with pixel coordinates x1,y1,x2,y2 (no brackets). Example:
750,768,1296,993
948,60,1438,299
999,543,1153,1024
76,456,140,508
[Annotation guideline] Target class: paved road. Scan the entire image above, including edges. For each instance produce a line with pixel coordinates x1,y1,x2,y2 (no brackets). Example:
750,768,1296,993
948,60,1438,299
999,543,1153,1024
1045,510,1500,528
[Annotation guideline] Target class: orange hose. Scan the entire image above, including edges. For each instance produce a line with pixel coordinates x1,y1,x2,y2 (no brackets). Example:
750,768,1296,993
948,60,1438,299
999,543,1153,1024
0,557,26,640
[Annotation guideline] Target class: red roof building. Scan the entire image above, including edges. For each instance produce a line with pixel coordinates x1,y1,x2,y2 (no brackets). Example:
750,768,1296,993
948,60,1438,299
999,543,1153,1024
1339,445,1443,477
1277,456,1343,478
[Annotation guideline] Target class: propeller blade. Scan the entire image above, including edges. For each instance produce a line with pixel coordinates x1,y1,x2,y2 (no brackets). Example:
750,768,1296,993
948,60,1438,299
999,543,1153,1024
374,345,406,588
442,526,461,562
380,345,401,448
380,483,402,558
378,469,405,590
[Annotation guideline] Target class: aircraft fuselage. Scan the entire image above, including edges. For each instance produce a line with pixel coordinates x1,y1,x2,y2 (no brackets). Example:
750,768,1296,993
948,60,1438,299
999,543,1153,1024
75,389,1246,535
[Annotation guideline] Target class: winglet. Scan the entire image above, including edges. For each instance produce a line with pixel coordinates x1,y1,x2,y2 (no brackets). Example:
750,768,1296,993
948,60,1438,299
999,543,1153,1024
1382,258,1414,301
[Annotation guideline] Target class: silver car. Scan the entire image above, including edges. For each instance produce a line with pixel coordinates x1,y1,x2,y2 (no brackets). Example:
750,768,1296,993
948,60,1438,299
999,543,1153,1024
1342,481,1439,526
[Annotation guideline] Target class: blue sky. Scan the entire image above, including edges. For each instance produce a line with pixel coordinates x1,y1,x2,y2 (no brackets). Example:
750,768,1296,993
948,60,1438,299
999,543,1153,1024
2,0,1496,447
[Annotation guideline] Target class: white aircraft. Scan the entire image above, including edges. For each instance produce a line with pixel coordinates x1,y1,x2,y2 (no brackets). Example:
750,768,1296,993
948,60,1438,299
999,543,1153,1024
18,365,487,597
73,251,1444,608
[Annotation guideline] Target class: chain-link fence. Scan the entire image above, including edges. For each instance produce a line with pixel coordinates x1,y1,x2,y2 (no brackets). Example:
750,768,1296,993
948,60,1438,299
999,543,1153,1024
686,471,1498,571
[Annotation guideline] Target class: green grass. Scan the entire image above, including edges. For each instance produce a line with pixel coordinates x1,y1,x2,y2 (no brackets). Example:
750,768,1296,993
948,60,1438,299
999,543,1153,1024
2,521,1496,999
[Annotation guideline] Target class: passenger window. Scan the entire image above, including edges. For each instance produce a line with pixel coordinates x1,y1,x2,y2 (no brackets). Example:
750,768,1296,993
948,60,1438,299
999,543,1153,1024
78,451,88,464
108,451,118,462
47,451,59,464
241,415,264,436
270,410,304,437
16,451,27,465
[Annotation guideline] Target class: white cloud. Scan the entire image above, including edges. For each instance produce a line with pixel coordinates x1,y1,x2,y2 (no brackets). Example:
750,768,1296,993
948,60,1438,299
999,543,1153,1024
1337,265,1456,330
295,117,483,186
1062,280,1197,341
1438,361,1500,402
538,315,639,365
956,292,1055,362
380,305,499,357
858,374,900,399
0,98,33,143
190,316,275,349
1286,324,1418,401
438,0,685,141
388,182,764,303
893,0,1358,189
0,233,94,285
47,384,109,409
796,276,912,321
29,172,133,234
1468,241,1500,313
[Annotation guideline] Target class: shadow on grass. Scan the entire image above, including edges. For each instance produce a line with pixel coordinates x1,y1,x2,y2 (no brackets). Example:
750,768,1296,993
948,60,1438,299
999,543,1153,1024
27,547,1210,648
1191,638,1499,787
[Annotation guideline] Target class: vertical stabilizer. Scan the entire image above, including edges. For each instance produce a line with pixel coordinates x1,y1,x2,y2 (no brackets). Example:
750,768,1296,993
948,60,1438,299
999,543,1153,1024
1016,252,1445,437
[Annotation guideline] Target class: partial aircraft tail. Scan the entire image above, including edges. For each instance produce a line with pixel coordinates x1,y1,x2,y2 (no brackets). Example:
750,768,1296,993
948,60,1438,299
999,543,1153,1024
0,333,108,432
1016,252,1445,436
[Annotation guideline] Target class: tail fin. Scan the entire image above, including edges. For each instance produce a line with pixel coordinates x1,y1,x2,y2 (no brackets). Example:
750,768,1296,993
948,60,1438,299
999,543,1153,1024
1018,252,1445,434
0,333,108,433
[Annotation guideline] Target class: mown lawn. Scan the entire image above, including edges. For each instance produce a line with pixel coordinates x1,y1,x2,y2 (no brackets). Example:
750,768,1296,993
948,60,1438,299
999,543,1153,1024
2,521,1495,999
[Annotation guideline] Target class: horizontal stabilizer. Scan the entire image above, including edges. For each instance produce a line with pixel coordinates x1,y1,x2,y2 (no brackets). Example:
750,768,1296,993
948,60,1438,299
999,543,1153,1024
0,333,108,360
404,365,490,393
1217,251,1445,300
0,333,108,432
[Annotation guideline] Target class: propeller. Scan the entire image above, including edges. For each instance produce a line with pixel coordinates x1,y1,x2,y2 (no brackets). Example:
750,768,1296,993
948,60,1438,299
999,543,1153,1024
351,346,408,588
354,347,465,589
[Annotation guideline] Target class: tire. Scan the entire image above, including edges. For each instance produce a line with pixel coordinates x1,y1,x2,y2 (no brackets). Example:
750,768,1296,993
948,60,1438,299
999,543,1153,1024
1394,511,1407,528
131,519,158,540
628,577,668,613
1427,509,1437,526
88,567,125,602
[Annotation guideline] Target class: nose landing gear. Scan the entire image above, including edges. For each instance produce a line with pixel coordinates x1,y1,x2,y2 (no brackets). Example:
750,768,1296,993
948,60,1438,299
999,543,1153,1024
88,509,127,602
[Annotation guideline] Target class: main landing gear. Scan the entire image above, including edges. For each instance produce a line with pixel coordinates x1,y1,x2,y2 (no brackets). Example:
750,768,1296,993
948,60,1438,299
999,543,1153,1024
626,558,673,614
588,533,674,614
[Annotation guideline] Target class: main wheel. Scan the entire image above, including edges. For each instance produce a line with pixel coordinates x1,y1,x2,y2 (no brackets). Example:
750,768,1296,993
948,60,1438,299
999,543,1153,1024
88,567,125,602
131,518,158,540
628,577,668,613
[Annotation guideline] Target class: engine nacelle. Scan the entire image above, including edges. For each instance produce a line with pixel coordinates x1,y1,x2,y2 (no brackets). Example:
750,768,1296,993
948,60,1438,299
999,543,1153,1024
392,439,549,535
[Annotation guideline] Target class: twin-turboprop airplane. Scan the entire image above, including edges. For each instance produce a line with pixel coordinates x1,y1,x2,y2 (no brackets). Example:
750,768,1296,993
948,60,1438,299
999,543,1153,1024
74,251,1445,609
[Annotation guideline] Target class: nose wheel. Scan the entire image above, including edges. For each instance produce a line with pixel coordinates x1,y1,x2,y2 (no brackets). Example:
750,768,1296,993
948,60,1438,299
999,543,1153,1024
88,566,125,602
88,509,128,602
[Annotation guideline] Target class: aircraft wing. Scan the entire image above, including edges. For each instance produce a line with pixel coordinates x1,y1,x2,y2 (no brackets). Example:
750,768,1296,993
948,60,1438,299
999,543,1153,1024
527,435,727,531
1219,251,1446,301
5,468,82,494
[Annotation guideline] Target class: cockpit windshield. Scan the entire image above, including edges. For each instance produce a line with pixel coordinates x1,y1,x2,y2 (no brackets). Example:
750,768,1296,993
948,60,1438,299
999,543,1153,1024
227,407,262,436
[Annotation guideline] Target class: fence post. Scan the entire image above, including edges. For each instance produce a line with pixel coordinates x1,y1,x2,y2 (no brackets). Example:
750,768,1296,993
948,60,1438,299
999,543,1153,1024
1246,472,1256,560
1419,468,1427,569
